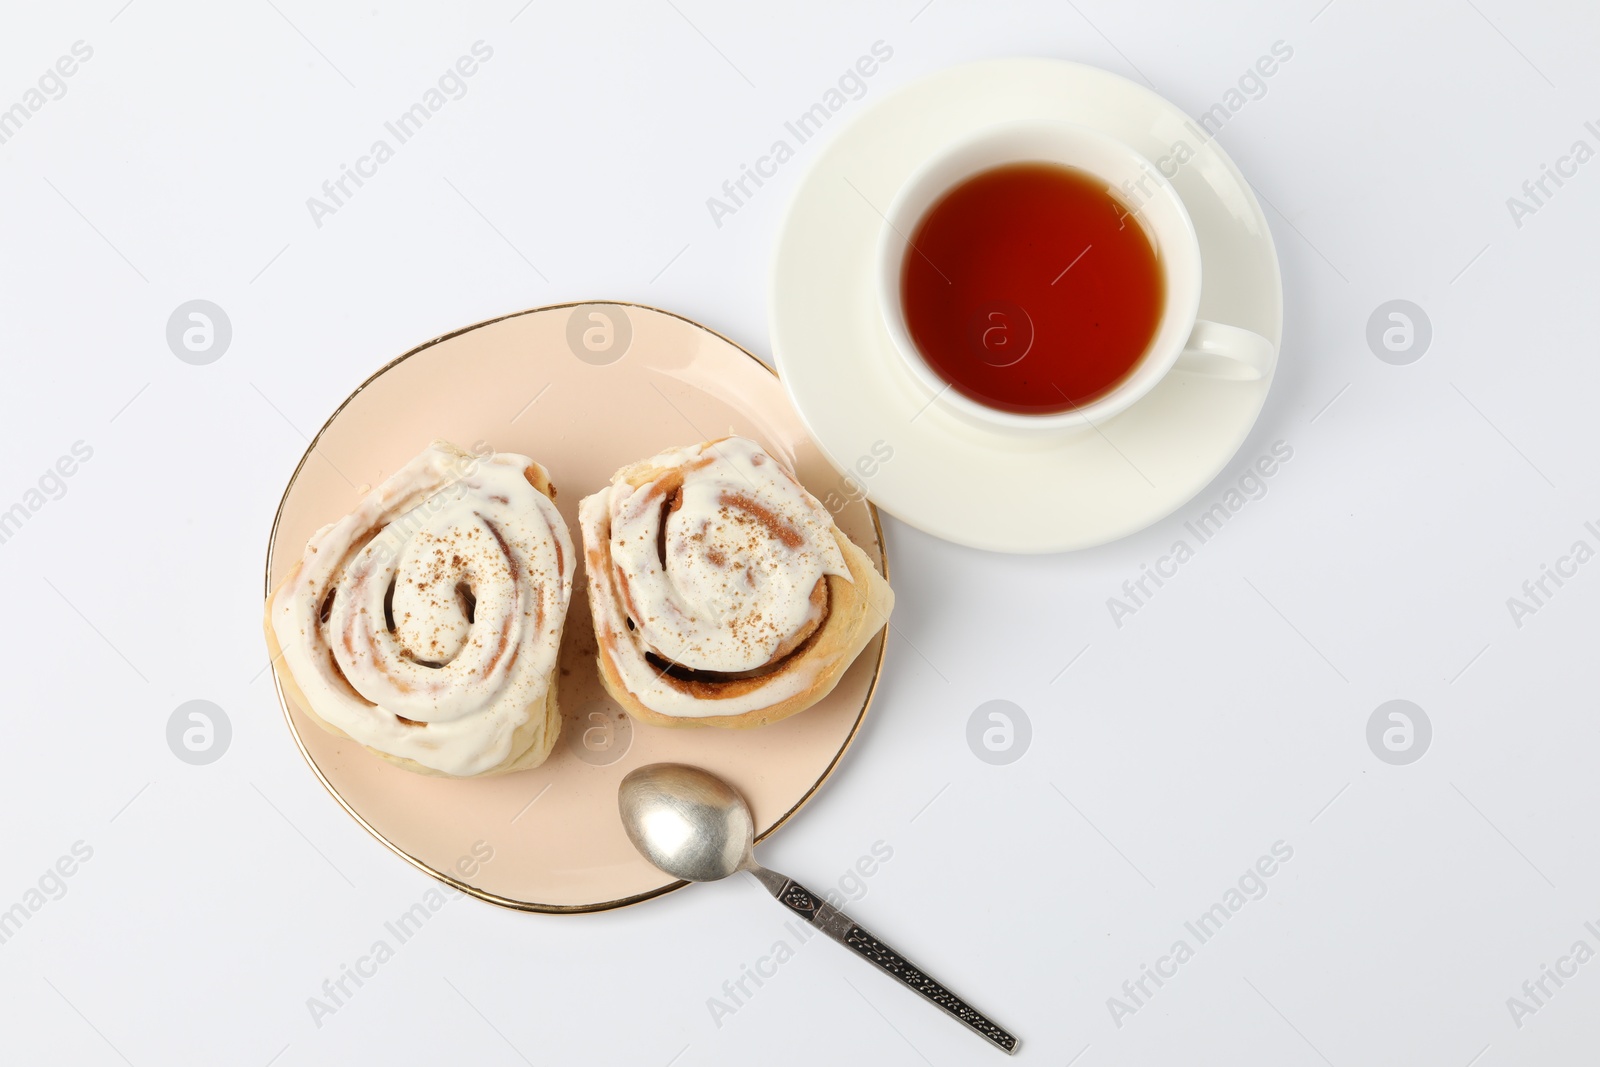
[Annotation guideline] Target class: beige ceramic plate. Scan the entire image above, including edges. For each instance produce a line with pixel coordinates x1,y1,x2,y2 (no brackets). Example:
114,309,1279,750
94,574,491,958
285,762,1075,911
264,302,887,913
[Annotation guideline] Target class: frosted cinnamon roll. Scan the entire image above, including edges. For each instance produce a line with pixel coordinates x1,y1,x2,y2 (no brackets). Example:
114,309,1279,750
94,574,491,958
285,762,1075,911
264,441,574,778
579,436,892,728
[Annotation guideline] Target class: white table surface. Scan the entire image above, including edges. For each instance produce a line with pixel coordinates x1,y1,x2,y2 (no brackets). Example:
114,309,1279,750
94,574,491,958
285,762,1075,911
2,1,1596,1064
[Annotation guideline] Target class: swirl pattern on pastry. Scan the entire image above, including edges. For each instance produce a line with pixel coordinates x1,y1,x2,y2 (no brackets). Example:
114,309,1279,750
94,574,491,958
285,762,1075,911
267,441,574,777
579,435,892,726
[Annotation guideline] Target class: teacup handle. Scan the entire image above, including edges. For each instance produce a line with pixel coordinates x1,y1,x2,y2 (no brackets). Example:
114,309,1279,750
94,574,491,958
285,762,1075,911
1172,320,1276,381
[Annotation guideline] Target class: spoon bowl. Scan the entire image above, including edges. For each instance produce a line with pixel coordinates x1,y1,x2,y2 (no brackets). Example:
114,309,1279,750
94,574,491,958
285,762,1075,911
619,763,755,883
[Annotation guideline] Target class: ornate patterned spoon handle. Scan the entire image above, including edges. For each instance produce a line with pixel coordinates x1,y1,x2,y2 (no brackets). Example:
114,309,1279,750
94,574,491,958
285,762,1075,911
749,867,1020,1055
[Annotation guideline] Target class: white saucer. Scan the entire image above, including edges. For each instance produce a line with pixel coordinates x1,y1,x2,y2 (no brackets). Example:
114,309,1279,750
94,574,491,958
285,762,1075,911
770,58,1282,554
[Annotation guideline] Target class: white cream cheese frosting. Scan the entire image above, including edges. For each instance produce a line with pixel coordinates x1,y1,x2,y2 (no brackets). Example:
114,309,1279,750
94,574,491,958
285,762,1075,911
579,436,852,717
271,442,574,776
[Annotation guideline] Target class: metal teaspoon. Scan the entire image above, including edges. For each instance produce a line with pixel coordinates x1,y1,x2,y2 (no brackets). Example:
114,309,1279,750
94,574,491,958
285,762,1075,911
618,762,1019,1055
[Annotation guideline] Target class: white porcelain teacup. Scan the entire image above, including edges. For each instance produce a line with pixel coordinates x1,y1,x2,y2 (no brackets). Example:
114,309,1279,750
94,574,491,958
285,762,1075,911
876,120,1276,434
